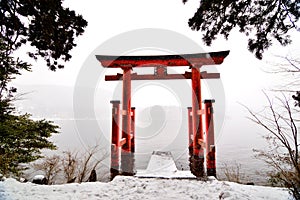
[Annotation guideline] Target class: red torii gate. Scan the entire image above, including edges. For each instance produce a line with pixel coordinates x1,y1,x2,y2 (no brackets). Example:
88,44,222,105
96,50,229,179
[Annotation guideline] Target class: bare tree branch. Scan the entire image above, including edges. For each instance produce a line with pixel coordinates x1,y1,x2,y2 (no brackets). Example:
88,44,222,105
243,92,299,198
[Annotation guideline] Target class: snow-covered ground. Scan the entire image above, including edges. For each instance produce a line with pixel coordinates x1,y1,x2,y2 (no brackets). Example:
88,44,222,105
0,152,293,200
0,176,292,200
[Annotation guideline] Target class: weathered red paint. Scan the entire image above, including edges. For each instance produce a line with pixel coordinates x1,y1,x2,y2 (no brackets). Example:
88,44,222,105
110,100,121,178
155,66,167,76
120,68,134,175
204,99,216,177
187,107,193,155
131,107,135,153
191,66,204,157
121,68,132,152
96,51,229,68
191,66,205,176
110,100,121,147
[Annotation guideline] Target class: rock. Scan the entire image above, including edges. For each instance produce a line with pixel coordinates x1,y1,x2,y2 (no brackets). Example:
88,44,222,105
32,175,48,185
67,177,76,183
0,173,5,181
19,177,28,183
88,170,97,182
219,191,231,199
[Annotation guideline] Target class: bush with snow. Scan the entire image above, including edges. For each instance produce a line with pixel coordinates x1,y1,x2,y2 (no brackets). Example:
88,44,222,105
32,175,48,185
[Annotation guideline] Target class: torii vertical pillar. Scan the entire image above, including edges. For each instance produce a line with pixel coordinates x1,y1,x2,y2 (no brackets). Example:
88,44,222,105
110,100,121,180
121,68,134,175
131,107,136,153
187,107,193,156
190,66,205,177
204,99,216,177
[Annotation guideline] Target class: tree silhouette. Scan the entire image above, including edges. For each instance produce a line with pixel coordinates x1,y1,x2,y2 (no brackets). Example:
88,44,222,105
183,0,299,59
292,91,300,107
0,0,87,176
0,0,88,70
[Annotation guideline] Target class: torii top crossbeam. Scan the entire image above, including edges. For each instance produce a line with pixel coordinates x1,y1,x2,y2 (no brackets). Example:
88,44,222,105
96,50,229,68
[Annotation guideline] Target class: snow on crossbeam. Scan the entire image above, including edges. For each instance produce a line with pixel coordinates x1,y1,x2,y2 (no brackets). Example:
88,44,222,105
135,151,196,179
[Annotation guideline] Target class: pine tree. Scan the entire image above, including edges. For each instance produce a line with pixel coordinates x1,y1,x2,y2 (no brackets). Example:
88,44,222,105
0,0,87,176
183,0,300,59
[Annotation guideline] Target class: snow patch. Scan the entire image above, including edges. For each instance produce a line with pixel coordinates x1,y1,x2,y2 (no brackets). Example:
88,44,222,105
32,175,45,180
135,151,196,179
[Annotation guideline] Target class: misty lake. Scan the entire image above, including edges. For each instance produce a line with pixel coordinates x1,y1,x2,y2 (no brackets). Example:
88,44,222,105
16,84,271,185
